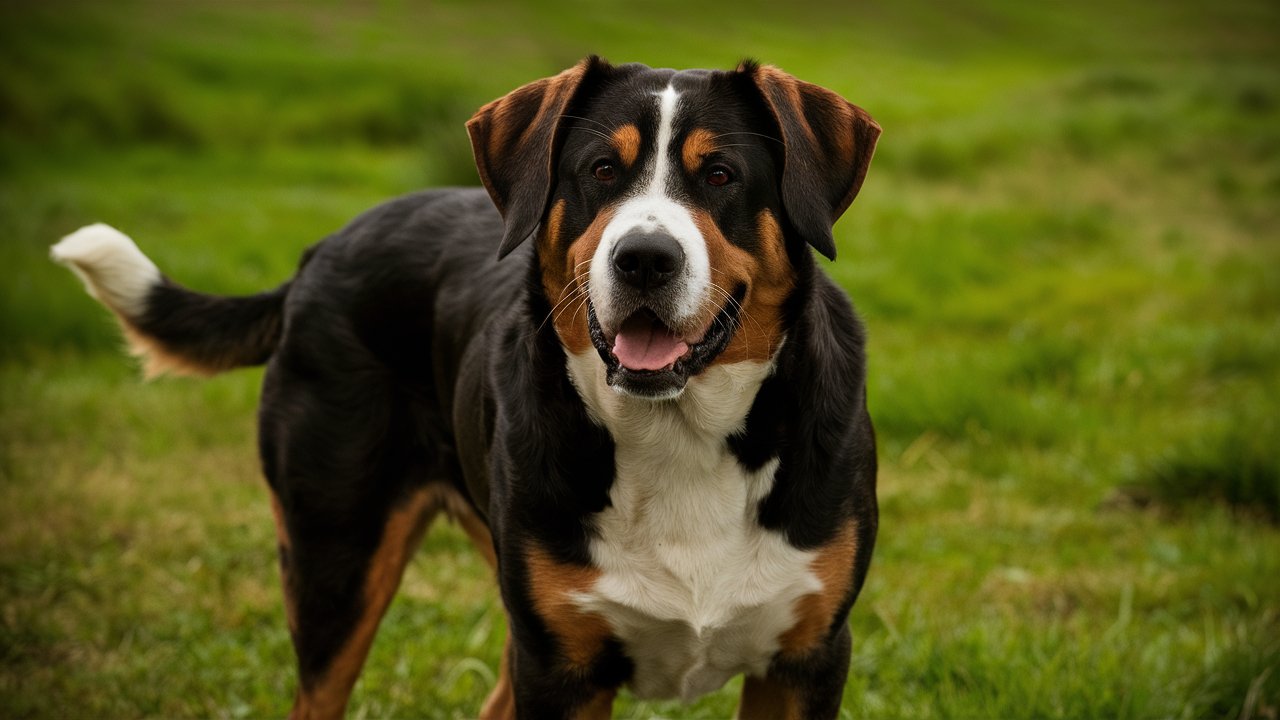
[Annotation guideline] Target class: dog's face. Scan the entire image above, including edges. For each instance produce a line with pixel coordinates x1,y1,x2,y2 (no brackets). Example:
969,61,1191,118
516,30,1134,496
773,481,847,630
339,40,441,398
469,59,879,398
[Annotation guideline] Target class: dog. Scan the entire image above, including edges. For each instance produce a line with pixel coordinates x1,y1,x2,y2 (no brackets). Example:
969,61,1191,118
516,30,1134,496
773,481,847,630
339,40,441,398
51,57,880,719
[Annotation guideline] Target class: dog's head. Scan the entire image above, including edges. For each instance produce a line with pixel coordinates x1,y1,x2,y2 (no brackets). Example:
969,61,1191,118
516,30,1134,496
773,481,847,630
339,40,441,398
468,58,879,399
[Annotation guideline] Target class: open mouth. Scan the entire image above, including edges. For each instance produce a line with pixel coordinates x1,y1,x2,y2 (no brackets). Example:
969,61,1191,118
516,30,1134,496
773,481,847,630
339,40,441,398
587,287,744,398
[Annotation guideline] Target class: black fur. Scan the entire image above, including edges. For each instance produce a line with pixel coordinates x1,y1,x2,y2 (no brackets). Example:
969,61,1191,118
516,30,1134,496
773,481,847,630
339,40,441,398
135,280,289,371
91,60,880,719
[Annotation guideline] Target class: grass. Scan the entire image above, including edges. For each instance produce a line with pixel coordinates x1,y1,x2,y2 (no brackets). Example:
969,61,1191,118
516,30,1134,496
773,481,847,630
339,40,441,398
2,1,1279,717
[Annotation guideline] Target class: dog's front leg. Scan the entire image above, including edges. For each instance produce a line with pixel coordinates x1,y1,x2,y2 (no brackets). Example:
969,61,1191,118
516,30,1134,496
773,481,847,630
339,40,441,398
498,542,625,719
738,623,853,720
511,647,617,720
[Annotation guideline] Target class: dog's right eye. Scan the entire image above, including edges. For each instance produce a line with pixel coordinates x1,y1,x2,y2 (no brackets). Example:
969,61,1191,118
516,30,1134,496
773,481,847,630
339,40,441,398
592,160,616,183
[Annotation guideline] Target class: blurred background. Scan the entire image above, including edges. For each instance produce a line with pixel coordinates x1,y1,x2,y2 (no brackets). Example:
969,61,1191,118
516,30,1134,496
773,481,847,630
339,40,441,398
1,1,1277,717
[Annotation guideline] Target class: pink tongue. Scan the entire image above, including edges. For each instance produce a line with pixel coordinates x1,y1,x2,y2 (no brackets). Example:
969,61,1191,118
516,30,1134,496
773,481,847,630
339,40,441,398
613,314,689,371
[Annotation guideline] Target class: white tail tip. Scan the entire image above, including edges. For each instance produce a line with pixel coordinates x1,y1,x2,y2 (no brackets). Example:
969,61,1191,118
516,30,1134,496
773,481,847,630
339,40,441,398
51,223,161,318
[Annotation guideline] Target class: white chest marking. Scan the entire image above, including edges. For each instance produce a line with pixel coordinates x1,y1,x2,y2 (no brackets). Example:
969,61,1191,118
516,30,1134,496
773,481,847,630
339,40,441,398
565,350,818,702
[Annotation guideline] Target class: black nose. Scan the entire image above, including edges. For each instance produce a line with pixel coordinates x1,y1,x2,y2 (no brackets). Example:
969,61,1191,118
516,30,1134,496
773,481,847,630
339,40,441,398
612,230,684,291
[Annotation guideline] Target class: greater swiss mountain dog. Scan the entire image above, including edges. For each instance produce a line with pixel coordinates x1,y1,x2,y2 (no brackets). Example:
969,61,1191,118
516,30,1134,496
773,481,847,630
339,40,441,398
51,57,881,719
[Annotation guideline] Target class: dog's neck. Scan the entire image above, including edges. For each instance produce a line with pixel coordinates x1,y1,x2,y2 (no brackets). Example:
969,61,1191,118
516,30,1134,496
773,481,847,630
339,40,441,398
563,348,779,445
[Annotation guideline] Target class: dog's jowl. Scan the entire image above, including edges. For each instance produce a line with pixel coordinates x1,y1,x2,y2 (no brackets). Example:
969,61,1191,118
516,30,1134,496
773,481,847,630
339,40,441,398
52,58,881,720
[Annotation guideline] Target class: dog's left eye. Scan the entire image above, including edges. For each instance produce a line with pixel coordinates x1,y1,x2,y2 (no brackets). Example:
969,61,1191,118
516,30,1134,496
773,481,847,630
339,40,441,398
592,161,617,183
706,165,733,187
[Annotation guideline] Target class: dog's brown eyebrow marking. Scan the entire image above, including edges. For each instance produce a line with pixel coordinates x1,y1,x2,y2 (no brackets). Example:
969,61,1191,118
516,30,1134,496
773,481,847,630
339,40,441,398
681,128,719,174
611,124,641,168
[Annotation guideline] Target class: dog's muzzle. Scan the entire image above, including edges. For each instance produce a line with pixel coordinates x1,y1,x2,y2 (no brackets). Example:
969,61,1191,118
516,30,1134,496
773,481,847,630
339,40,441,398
587,229,742,398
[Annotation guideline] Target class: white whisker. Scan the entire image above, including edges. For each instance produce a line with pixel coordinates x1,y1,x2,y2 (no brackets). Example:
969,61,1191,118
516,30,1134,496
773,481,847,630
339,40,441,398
560,114,615,132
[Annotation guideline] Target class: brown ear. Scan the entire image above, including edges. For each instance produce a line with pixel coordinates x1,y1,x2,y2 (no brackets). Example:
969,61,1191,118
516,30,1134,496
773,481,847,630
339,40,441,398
467,57,605,258
741,63,881,260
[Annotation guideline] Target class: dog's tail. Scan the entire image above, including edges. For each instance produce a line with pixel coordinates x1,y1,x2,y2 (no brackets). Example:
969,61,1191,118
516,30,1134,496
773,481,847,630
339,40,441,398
51,224,290,378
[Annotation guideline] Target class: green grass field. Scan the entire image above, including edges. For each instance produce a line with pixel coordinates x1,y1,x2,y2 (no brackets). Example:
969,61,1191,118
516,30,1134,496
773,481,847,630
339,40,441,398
2,1,1278,718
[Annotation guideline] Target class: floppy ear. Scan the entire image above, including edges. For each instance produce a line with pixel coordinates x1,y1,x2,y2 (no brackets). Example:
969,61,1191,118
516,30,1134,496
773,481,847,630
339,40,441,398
741,62,881,260
467,57,604,258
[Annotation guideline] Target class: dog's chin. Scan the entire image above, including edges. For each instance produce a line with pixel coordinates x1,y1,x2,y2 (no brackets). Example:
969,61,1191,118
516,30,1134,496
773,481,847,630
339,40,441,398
587,293,742,401
607,366,689,400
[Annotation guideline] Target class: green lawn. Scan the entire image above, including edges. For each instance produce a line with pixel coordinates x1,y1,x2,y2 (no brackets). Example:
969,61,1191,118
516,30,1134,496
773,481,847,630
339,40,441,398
2,1,1278,718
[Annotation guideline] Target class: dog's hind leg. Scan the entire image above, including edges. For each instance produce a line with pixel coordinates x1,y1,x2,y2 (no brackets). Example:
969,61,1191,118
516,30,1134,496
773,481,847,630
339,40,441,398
447,498,515,720
274,485,440,720
259,350,445,720
478,631,515,720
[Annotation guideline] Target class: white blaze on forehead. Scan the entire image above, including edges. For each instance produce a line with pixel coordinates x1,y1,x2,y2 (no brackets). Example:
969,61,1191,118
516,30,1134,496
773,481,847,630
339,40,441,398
649,84,679,196
590,84,710,329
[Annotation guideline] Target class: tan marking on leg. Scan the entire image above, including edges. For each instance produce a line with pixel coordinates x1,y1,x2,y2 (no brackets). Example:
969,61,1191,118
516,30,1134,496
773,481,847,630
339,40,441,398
453,500,497,570
540,207,615,355
611,124,641,169
406,485,506,717
524,544,611,669
739,674,802,720
423,483,497,571
572,687,617,720
412,486,506,718
681,127,719,175
290,487,442,720
269,492,299,637
479,628,516,720
779,519,858,657
690,209,795,364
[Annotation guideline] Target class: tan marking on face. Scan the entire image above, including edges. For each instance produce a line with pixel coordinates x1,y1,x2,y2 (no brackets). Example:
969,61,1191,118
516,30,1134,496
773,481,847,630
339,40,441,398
778,519,858,657
681,128,718,175
739,674,803,720
540,204,615,354
525,543,612,669
611,124,641,168
544,198,566,248
290,487,441,720
689,209,795,364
